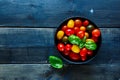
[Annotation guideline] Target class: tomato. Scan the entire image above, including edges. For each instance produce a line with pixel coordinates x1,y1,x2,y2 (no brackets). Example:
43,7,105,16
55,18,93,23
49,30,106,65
74,27,80,34
71,45,80,53
80,48,87,57
80,26,86,31
65,44,72,51
92,36,98,42
62,25,68,31
67,19,74,28
57,30,64,40
62,36,68,43
87,50,93,56
74,19,82,27
86,39,94,42
63,50,70,56
81,56,87,61
65,28,74,36
57,43,65,52
83,20,89,26
85,32,89,38
86,25,95,31
69,52,81,61
77,31,85,39
92,29,101,37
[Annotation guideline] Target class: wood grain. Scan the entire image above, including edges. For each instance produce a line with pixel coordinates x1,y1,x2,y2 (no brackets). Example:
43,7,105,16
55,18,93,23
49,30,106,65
0,28,119,64
0,0,120,27
0,64,119,80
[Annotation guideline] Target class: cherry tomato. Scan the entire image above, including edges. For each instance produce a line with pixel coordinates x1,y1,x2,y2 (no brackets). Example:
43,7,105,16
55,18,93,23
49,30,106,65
83,20,89,26
92,29,101,37
71,45,80,53
74,27,80,34
85,32,89,38
67,19,74,28
57,43,65,52
77,31,85,39
80,26,86,31
62,36,68,43
86,39,94,42
86,25,95,31
80,48,87,57
92,36,98,42
87,50,93,56
62,25,68,31
69,52,81,61
81,56,87,61
63,50,70,56
65,44,72,51
57,30,64,40
65,28,74,36
74,19,82,27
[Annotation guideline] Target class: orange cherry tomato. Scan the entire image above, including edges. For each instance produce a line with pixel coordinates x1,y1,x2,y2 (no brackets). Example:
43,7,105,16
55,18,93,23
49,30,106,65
85,32,89,38
62,25,68,31
74,19,82,27
92,29,101,37
80,26,86,31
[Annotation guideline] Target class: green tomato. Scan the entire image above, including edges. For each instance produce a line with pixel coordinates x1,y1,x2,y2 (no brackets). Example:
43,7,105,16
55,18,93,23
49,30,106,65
85,41,97,50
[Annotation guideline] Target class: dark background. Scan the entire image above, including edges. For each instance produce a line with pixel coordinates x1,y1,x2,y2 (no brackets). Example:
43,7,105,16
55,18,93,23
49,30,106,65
0,0,119,80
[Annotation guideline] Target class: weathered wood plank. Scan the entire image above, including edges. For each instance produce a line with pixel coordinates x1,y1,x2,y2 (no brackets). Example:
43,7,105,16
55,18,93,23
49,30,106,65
0,28,119,64
0,0,120,27
0,64,119,80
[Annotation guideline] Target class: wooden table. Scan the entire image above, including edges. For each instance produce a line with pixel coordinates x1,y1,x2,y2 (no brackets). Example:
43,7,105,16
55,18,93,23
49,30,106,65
0,0,119,80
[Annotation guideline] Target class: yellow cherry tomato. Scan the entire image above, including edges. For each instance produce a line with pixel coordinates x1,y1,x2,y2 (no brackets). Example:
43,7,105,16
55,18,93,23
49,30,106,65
57,30,64,40
80,26,86,31
85,32,89,38
71,45,80,53
86,39,94,42
67,19,74,28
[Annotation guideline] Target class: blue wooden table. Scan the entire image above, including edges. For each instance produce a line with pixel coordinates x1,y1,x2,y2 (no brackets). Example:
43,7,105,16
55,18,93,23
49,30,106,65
0,0,120,80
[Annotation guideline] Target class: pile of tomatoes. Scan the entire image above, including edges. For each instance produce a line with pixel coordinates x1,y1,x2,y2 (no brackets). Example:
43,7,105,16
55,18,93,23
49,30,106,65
55,18,101,62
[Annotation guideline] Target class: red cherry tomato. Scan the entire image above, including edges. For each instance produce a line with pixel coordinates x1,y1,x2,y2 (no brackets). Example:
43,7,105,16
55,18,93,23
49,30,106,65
65,44,72,51
57,43,65,52
62,25,68,31
69,52,81,61
77,31,85,39
92,36,98,42
80,48,87,57
81,56,87,61
74,27,80,34
92,29,101,37
83,20,89,26
74,19,82,27
63,50,70,56
87,50,93,56
65,28,74,36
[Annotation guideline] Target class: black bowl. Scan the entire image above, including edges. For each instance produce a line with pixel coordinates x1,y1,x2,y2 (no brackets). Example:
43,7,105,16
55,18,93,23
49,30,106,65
55,17,102,64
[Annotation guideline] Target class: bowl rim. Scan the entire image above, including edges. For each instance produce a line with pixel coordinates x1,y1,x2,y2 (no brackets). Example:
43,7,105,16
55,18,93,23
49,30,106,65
54,16,102,64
